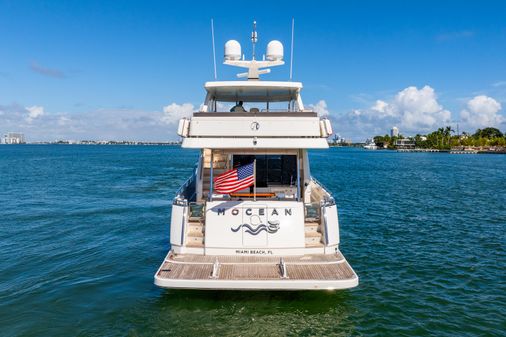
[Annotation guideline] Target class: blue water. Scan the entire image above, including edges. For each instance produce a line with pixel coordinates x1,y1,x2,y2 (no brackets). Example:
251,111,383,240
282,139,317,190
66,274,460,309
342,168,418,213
0,145,504,336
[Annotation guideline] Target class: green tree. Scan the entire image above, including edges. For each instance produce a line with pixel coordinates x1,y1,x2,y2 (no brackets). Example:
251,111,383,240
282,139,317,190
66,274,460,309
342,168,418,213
473,127,503,139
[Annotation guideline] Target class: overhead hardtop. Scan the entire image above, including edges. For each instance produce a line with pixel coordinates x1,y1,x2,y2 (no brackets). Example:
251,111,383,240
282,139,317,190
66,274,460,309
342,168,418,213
204,81,302,102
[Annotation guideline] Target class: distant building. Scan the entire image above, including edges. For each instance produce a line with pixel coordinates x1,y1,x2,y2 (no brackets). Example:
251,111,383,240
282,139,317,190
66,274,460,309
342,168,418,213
395,138,415,149
391,126,399,138
3,132,26,144
329,134,352,146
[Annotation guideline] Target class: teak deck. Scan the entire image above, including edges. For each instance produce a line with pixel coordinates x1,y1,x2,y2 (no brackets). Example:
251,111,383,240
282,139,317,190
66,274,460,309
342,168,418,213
157,252,355,281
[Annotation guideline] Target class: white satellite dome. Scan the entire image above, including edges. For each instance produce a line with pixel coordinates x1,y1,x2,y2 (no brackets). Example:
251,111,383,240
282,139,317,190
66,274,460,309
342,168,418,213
224,40,241,61
266,40,283,61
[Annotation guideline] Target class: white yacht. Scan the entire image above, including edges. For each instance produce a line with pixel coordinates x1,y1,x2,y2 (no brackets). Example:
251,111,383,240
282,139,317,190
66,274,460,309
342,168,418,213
154,25,358,290
363,138,378,150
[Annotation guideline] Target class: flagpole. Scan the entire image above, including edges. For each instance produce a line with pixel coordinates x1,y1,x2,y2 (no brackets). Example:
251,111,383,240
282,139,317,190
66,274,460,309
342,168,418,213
253,159,256,202
209,150,214,201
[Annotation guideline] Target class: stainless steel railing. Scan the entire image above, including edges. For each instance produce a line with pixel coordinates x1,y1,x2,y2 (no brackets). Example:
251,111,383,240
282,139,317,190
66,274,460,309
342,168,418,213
173,166,198,206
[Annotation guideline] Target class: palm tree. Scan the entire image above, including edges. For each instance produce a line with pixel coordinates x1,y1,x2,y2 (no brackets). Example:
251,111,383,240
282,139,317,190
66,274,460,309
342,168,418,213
437,127,444,148
444,126,453,147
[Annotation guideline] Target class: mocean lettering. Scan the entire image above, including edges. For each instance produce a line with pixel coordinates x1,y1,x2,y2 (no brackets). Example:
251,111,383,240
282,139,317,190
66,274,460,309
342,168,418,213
215,207,293,216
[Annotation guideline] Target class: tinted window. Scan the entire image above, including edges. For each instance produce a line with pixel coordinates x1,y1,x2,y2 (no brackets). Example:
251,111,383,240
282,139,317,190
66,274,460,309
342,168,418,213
233,155,297,187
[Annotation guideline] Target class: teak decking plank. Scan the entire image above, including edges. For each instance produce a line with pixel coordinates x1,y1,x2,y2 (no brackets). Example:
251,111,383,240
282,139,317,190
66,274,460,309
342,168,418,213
159,252,355,281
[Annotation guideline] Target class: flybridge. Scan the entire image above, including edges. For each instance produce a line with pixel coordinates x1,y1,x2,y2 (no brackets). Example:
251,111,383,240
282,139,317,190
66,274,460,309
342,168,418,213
175,23,334,149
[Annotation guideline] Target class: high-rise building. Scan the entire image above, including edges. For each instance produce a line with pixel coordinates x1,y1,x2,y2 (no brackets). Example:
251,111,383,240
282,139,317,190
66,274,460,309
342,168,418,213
3,132,26,144
390,126,399,138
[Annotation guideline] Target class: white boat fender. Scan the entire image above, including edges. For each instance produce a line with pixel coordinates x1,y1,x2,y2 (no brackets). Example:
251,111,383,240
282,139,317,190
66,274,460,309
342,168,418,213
324,118,333,136
319,118,333,137
177,118,190,137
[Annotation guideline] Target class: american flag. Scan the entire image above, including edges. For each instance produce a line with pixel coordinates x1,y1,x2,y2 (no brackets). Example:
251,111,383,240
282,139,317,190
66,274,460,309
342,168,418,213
213,163,255,194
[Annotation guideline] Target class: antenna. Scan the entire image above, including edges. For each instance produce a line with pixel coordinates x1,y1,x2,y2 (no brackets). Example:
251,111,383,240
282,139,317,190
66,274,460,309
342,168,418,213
224,21,284,80
290,18,294,81
211,18,217,80
251,21,258,60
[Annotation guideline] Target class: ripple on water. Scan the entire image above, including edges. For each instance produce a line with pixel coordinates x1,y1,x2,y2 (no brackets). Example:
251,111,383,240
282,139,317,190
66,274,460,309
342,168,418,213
0,146,505,337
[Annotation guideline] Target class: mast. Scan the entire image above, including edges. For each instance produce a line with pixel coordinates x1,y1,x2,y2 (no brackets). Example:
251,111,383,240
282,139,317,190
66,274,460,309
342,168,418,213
251,21,257,60
209,150,214,201
253,159,257,202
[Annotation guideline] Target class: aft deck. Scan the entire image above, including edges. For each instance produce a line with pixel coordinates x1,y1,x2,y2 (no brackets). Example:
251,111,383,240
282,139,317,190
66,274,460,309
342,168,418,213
154,251,358,290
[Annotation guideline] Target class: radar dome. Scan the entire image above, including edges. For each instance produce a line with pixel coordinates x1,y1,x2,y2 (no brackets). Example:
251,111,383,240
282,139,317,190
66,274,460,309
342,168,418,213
224,40,241,61
266,40,283,61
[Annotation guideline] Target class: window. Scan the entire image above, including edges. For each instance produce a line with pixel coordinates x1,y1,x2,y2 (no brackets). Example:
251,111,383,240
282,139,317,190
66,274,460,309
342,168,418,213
233,155,297,188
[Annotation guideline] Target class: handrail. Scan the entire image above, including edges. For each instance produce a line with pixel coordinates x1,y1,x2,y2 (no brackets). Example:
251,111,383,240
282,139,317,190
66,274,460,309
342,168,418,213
310,176,335,206
173,166,198,206
320,200,329,245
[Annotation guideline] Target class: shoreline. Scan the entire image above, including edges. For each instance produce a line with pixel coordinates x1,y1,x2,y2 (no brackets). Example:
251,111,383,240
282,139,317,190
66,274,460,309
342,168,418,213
2,143,506,154
330,145,506,154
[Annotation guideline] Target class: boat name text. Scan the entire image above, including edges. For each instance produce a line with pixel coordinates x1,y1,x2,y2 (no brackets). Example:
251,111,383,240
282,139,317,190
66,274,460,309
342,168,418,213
217,208,292,216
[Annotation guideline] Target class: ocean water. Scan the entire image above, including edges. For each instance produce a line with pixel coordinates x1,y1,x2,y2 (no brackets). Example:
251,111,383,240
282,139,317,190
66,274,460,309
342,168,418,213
0,145,504,337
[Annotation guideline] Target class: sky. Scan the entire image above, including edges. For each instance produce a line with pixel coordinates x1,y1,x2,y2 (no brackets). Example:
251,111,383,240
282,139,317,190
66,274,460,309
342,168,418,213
1,0,506,141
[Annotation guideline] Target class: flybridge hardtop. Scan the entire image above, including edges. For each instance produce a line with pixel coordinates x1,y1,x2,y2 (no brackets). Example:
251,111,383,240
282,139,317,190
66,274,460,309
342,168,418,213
203,81,302,102
155,22,358,290
178,79,332,149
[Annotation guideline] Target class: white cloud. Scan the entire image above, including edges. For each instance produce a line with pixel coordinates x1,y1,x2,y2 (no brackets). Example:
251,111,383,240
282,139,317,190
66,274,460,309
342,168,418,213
393,86,451,130
460,95,503,129
331,85,452,140
371,100,388,113
161,103,194,124
0,102,197,142
25,105,44,123
309,100,329,117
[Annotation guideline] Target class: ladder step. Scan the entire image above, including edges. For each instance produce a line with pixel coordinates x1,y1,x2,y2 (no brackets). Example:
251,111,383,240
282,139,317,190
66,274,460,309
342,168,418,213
304,223,319,232
188,225,205,233
186,242,204,248
305,233,322,245
305,242,324,248
187,236,204,245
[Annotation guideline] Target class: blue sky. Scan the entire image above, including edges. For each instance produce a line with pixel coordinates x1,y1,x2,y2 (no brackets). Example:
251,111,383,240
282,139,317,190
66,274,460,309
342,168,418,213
1,0,506,141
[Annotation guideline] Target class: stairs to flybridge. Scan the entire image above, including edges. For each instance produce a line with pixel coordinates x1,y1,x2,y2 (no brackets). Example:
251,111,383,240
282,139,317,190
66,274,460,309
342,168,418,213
185,218,324,249
185,208,323,250
186,221,323,248
186,217,205,247
304,221,324,247
202,150,229,199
